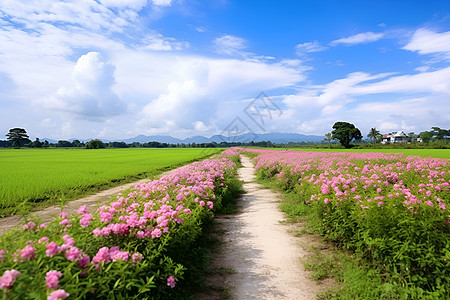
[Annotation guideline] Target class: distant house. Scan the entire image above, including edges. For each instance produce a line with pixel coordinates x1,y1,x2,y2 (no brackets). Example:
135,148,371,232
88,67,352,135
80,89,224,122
381,131,409,144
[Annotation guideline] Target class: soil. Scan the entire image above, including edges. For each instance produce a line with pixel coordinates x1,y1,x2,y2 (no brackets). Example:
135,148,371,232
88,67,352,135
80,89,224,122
196,155,334,300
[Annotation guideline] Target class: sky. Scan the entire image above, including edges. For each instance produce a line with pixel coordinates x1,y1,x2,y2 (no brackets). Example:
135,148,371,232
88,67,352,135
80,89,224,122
0,0,450,141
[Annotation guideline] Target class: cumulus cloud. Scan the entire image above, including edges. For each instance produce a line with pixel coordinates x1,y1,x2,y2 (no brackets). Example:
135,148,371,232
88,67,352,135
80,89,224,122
43,52,126,120
295,41,328,55
330,32,384,46
213,35,248,56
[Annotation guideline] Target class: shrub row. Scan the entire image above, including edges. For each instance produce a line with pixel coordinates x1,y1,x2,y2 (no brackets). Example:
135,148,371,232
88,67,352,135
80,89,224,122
0,151,241,299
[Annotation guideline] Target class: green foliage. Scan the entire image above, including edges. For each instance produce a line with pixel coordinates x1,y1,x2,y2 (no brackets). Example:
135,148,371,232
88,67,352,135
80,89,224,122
5,128,30,148
331,122,362,148
85,139,106,149
254,152,450,299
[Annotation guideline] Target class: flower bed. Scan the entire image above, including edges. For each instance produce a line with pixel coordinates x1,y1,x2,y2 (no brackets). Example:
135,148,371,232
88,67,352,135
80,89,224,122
241,148,450,298
0,152,241,299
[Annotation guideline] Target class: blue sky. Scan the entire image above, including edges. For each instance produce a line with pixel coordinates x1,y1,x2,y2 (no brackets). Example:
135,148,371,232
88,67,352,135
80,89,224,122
0,0,449,140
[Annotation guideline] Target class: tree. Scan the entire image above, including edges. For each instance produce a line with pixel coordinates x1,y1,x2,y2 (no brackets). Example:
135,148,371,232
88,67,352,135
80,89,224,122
331,121,362,148
367,127,381,144
5,128,30,148
323,132,333,148
32,138,43,148
85,139,106,149
419,131,434,142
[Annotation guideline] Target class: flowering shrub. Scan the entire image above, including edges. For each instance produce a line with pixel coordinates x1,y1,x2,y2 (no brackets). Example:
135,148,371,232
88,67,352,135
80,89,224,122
0,151,241,299
242,149,450,298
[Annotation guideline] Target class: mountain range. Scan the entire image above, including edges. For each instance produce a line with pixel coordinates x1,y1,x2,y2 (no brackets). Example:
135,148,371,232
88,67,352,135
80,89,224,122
42,132,324,144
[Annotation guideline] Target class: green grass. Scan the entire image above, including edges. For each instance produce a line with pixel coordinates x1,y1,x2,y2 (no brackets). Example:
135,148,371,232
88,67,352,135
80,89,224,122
0,148,221,217
252,147,450,159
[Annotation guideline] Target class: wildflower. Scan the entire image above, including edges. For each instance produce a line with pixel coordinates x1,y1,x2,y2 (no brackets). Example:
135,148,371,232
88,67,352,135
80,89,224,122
65,247,81,261
45,270,62,289
167,276,176,288
46,242,60,257
132,253,143,264
151,228,162,238
324,198,329,204
20,245,36,260
78,254,90,268
48,289,69,300
92,247,110,264
199,201,205,207
80,214,93,227
59,219,70,226
59,212,68,219
76,205,89,215
39,237,49,243
0,269,21,289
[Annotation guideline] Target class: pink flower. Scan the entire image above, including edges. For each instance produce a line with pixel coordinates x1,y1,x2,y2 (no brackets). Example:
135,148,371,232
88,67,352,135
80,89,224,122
426,190,432,197
0,269,20,289
324,198,329,204
0,250,4,262
62,235,75,247
46,242,60,257
132,253,143,264
48,289,69,300
136,231,145,239
59,212,68,219
199,201,205,207
167,276,176,288
65,247,81,261
45,270,62,289
92,247,110,264
80,214,93,227
39,237,49,243
207,201,214,209
183,209,191,215
77,205,89,215
111,251,129,262
59,219,70,226
377,201,384,206
20,245,36,260
78,254,90,268
151,228,162,238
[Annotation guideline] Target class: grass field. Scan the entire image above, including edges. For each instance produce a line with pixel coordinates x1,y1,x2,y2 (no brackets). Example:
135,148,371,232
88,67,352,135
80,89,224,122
0,148,221,217
269,148,450,159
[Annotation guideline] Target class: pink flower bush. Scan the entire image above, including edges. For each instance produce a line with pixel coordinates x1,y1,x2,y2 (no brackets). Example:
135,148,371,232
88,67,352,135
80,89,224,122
0,151,239,298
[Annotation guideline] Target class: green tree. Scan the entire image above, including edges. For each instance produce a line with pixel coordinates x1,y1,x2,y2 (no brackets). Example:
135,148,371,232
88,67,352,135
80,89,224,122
367,127,381,144
5,128,30,148
331,121,362,148
323,132,333,148
85,139,106,149
32,138,43,148
419,131,434,142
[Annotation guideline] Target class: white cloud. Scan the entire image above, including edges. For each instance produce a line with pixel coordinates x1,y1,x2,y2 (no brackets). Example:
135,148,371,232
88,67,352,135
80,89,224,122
99,0,148,10
295,41,327,55
330,32,384,46
152,0,172,6
42,52,127,119
213,35,247,56
138,32,189,51
403,28,450,57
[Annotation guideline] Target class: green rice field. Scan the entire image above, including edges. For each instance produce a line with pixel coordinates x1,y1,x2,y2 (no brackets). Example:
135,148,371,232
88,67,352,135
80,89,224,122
0,148,221,217
282,148,450,159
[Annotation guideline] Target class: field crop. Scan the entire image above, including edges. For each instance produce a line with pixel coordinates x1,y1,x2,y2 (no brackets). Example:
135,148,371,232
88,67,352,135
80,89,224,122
238,147,450,299
0,148,221,217
0,151,242,299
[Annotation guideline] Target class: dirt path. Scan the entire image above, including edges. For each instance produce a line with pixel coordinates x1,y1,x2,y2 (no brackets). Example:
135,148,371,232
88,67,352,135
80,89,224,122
199,155,327,300
0,167,183,236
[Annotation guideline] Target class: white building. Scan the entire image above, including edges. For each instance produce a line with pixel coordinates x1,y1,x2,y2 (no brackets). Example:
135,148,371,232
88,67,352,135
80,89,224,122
381,131,409,144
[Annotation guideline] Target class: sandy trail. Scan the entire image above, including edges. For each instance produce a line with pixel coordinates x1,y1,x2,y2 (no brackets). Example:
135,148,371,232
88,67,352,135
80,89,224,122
200,155,323,300
0,167,183,236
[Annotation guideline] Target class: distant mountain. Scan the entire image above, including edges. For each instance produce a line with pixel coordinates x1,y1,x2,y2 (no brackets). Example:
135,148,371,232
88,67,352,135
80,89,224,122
119,132,323,144
40,132,324,145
